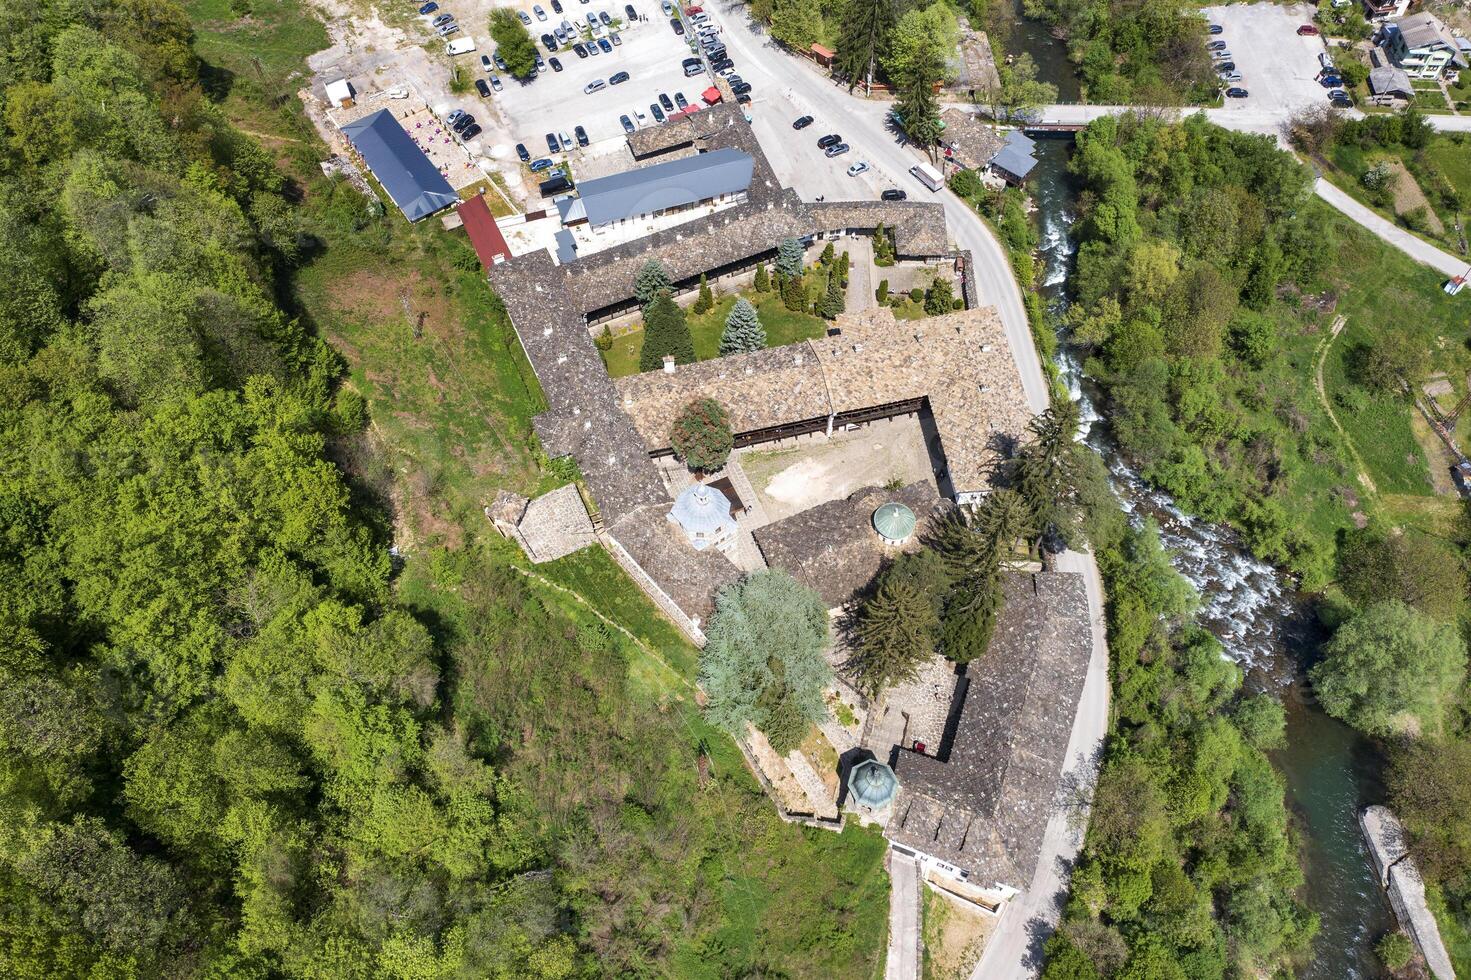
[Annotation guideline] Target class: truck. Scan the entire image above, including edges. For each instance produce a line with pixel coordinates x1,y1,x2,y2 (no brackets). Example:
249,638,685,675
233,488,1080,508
446,36,477,55
910,162,944,192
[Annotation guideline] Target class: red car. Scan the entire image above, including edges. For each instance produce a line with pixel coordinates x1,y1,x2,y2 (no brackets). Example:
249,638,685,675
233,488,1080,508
1297,24,1319,35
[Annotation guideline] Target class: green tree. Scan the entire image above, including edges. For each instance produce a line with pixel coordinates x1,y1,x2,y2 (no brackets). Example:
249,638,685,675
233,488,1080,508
848,576,939,697
996,53,1058,117
1012,399,1088,546
781,270,807,313
818,267,846,319
489,10,539,79
1310,600,1466,738
634,258,672,307
776,237,804,278
876,279,889,303
1388,738,1471,893
700,571,833,753
1337,528,1465,621
692,273,714,313
1233,694,1287,751
873,222,895,265
923,277,954,316
936,490,1032,662
753,261,770,292
834,0,895,91
1376,932,1413,971
638,290,695,371
720,297,766,354
767,0,823,50
668,397,733,471
882,5,957,89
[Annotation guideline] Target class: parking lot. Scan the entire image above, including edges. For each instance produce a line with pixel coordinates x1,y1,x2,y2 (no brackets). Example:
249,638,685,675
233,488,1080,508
1203,3,1335,116
481,0,713,154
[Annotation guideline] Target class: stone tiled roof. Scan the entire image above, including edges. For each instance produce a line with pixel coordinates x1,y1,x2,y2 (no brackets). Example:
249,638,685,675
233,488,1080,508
940,108,1004,170
615,307,1029,496
606,504,742,621
753,483,948,608
518,484,596,562
886,572,1091,889
806,200,950,258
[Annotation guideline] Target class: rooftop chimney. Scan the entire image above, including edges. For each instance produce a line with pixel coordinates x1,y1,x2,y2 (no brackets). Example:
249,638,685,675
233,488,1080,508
663,355,676,373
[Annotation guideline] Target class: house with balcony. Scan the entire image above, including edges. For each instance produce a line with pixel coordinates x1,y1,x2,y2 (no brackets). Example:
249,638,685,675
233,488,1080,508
1379,12,1467,79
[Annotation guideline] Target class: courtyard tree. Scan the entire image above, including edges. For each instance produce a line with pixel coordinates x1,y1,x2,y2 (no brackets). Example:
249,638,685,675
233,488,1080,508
922,276,953,316
776,237,804,279
720,297,766,354
834,0,896,92
638,290,695,371
753,261,770,292
634,258,671,308
488,10,539,79
699,570,833,753
848,575,939,697
668,397,733,472
692,273,714,314
781,271,806,313
935,490,1033,662
1309,600,1466,738
873,222,895,265
818,266,846,319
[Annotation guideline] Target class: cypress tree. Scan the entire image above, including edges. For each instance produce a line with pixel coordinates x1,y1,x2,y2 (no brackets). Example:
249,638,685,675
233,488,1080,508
782,272,806,313
634,259,671,308
720,297,767,354
924,277,954,316
819,267,846,319
836,250,850,286
876,279,889,303
638,290,695,372
819,241,835,266
693,273,714,314
753,261,770,292
776,237,804,279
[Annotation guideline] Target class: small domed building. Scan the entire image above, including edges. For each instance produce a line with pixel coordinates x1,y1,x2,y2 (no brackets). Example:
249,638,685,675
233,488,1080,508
668,481,738,553
847,758,898,813
872,501,918,546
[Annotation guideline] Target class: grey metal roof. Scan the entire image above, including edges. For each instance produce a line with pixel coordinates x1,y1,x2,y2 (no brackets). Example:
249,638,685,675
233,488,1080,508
574,147,754,227
991,141,1037,181
554,229,578,264
340,110,459,221
1370,66,1414,96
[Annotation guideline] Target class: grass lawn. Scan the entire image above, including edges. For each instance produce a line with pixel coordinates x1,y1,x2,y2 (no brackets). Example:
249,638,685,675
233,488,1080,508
1428,882,1471,977
1322,135,1466,255
601,287,831,378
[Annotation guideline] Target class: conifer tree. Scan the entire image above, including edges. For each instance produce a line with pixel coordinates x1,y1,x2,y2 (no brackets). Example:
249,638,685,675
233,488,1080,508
638,290,695,372
819,267,846,319
935,490,1032,663
693,273,714,313
876,279,889,303
634,259,671,308
836,250,850,286
781,271,806,313
849,577,939,697
754,261,770,292
720,297,766,354
924,277,954,316
819,241,835,266
776,237,804,279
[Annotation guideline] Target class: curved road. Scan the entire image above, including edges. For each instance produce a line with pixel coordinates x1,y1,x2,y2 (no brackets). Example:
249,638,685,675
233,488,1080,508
705,7,1109,978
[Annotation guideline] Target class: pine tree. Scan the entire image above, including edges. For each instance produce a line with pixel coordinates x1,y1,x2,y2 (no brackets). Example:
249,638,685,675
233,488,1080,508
1012,399,1084,545
776,237,804,279
638,290,695,372
876,279,889,304
634,259,671,308
819,241,835,266
781,272,806,313
836,250,850,287
934,490,1032,663
818,268,846,319
720,297,766,354
692,273,714,313
849,577,939,698
753,261,770,292
924,277,954,316
669,397,733,472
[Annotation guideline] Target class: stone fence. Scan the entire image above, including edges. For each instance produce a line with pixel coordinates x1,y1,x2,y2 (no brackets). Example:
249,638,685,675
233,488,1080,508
598,531,708,647
1360,805,1457,979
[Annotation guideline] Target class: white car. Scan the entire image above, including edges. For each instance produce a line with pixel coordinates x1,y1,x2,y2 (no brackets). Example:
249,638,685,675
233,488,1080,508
847,161,869,177
716,65,738,78
534,4,548,18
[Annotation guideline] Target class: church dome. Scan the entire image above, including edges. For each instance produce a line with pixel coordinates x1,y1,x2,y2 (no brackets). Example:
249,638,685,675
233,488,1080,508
873,502,917,544
847,758,898,810
670,482,735,549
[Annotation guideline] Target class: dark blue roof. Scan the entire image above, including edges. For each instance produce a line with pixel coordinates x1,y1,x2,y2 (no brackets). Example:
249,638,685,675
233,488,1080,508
341,110,460,221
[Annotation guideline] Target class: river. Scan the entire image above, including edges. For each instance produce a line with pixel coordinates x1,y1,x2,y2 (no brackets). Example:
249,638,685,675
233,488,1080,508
1021,91,1397,980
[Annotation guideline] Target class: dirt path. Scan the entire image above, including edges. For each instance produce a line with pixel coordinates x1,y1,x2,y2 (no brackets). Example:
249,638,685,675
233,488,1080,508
1314,314,1379,495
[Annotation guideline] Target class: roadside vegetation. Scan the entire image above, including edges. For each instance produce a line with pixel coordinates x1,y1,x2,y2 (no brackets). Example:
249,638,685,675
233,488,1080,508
0,1,896,976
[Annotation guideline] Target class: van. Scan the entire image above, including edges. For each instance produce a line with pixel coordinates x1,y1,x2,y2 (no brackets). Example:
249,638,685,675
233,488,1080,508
446,37,477,55
584,78,606,93
909,162,943,191
539,174,573,196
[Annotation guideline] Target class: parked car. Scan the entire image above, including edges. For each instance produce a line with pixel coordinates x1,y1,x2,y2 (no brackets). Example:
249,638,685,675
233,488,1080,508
682,56,702,69
626,3,638,19
586,12,598,26
1208,39,1226,50
535,3,548,18
535,53,546,72
1297,23,1319,35
792,115,813,129
736,92,751,104
490,74,503,90
430,9,453,21
418,2,438,13
530,157,556,171
711,58,734,73
480,53,493,71
599,10,612,24
670,17,684,33
1217,62,1235,73
575,125,589,146
684,61,705,76
463,124,481,140
1222,72,1243,82
475,78,491,97
1225,86,1249,98
1328,88,1350,101
447,108,465,126
816,133,841,148
824,142,849,157
1208,23,1222,34
436,22,459,36
730,81,751,95
516,142,531,161
610,70,629,84
558,131,573,149
661,0,673,13
585,79,606,93
650,102,665,122
549,56,563,71
573,42,588,57
551,0,563,11
1320,74,1342,87
881,189,907,201
612,31,622,44
1213,50,1231,61
545,132,560,152
542,32,557,49
847,161,869,177
597,36,612,52
658,92,674,111
518,10,531,22
540,174,572,196
674,91,688,108
621,113,636,133
586,38,599,54
494,52,509,70
452,113,475,133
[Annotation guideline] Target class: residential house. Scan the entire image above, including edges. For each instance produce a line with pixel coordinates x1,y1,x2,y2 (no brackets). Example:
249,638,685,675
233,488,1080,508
1379,12,1468,78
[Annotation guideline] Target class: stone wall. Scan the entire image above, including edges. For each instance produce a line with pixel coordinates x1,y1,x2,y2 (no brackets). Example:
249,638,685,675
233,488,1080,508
1361,805,1458,979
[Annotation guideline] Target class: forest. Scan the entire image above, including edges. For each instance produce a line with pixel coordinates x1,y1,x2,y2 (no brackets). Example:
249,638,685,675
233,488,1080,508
0,1,892,976
1064,111,1471,975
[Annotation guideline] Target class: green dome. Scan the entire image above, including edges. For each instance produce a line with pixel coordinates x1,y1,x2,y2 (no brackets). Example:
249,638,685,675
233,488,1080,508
873,502,917,543
847,759,898,809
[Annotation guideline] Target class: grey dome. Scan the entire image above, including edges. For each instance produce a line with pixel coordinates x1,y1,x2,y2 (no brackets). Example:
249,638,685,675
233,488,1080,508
670,482,734,548
873,502,917,543
847,759,898,809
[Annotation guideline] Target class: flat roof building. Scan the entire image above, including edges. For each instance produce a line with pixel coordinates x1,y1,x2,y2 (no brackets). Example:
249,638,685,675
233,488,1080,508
571,147,754,228
340,109,460,222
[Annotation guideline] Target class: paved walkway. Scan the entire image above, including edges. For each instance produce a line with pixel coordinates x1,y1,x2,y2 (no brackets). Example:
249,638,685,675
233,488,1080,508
886,850,922,980
1313,178,1468,279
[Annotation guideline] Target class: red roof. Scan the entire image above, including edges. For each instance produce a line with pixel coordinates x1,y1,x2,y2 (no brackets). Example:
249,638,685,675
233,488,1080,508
811,43,835,59
677,104,702,116
456,195,510,270
701,86,722,104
